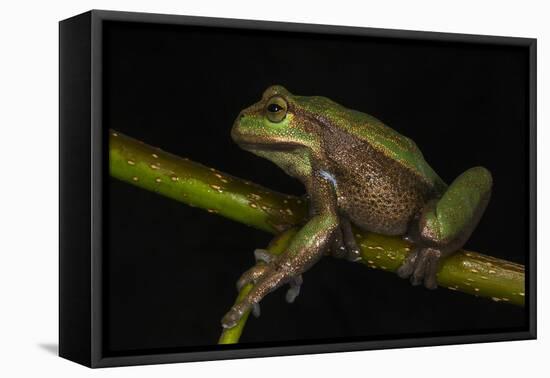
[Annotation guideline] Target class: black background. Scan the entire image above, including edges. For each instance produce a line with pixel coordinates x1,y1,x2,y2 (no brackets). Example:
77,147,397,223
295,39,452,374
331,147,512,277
104,20,529,355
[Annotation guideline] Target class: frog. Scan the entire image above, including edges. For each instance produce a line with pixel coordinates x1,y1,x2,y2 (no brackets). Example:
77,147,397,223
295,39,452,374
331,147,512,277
222,85,492,329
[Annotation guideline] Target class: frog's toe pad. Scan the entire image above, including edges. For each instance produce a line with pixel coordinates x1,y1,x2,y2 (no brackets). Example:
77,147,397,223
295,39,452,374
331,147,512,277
397,248,441,290
252,303,261,318
221,304,246,329
254,249,274,263
285,275,303,303
346,248,362,262
396,249,419,279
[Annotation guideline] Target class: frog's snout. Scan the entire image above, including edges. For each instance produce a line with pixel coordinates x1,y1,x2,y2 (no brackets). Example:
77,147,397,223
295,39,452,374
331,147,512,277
234,110,247,126
230,112,245,143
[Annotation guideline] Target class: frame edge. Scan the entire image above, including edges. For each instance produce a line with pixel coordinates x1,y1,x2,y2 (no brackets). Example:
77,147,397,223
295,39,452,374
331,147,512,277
80,9,537,367
59,11,93,368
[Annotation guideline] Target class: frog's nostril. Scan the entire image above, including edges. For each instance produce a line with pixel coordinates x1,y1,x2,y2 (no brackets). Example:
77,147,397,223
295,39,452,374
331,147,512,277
239,112,245,120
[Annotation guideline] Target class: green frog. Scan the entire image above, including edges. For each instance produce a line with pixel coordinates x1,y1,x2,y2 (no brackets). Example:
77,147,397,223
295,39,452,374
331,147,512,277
222,85,492,329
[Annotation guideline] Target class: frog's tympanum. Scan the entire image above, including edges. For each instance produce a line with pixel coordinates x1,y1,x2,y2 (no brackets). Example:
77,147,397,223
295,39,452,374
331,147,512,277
222,85,492,329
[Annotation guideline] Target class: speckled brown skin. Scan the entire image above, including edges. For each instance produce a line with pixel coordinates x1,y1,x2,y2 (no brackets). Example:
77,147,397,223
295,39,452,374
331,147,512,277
221,85,492,329
321,122,441,236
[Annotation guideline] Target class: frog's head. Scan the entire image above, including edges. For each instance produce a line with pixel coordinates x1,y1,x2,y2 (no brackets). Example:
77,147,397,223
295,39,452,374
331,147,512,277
231,85,326,178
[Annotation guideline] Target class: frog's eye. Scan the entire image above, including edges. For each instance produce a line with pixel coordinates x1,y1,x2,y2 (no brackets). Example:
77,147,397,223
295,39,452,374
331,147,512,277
265,96,288,123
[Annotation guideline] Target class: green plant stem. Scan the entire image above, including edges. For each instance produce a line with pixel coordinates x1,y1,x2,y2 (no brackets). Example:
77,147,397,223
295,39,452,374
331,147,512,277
109,129,525,342
109,130,306,234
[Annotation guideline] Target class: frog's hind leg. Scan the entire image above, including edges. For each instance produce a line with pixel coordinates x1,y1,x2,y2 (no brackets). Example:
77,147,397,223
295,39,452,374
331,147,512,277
397,167,492,289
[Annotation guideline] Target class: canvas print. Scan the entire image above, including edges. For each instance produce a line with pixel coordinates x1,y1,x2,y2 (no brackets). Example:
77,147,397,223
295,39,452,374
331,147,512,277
103,19,529,355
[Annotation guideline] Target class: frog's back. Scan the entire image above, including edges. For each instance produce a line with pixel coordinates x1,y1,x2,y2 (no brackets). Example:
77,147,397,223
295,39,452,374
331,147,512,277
347,110,446,191
296,95,446,192
294,95,447,235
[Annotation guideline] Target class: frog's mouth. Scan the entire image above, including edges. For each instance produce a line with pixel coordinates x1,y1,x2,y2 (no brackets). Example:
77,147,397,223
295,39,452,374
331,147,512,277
231,125,301,151
238,141,300,152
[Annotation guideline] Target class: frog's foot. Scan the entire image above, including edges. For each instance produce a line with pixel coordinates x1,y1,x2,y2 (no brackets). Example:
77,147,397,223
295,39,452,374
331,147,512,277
327,219,361,262
340,218,362,262
221,302,249,329
396,247,441,290
222,267,293,329
223,270,303,328
328,227,347,259
234,249,276,318
236,249,273,291
223,200,340,329
235,248,303,315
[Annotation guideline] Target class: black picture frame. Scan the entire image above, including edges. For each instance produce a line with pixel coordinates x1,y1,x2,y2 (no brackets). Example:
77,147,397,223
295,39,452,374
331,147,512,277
59,9,537,368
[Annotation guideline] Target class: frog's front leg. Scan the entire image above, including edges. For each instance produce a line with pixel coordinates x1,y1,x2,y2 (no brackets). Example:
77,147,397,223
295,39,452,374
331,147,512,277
221,213,338,328
397,167,492,289
221,176,338,329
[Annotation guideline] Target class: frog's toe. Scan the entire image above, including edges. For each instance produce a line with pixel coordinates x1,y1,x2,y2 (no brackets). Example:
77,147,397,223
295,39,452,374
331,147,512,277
421,248,441,289
221,303,247,329
398,248,441,290
252,303,261,318
346,248,362,262
285,274,303,303
340,219,362,262
328,228,347,258
236,264,270,291
254,248,274,263
396,248,419,279
236,249,277,291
